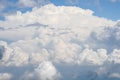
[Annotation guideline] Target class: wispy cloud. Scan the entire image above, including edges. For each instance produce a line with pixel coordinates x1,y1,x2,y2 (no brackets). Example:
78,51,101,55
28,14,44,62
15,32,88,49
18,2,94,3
65,0,80,5
110,0,120,2
18,0,37,7
18,0,51,7
94,0,100,5
0,3,5,11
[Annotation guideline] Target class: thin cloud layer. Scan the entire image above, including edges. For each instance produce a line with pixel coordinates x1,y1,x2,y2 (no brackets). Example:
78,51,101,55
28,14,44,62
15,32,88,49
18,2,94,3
110,0,120,2
18,0,37,7
0,4,120,80
18,0,51,7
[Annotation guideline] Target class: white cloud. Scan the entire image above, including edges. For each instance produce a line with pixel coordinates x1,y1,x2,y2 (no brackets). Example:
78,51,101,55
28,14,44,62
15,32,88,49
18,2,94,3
18,0,37,7
108,49,120,64
0,4,120,80
0,4,115,41
0,45,5,59
21,61,60,80
77,48,108,65
1,4,115,27
109,73,120,78
34,61,60,80
0,73,12,80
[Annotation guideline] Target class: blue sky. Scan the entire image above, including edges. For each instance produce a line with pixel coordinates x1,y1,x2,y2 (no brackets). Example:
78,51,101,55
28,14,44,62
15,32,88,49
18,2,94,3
0,0,120,21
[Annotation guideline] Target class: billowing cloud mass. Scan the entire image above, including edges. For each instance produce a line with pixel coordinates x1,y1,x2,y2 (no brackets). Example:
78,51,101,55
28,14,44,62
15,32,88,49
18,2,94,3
0,4,120,80
0,73,12,80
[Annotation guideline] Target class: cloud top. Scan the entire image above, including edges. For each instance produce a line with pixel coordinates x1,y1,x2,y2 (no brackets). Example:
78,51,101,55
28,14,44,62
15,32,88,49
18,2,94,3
0,4,120,80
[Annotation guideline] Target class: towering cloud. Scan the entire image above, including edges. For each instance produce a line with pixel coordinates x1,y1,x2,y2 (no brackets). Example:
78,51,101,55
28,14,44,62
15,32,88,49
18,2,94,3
0,4,120,80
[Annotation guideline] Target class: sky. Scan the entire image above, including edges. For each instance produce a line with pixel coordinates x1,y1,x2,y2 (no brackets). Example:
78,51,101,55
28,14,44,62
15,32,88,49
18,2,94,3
0,0,120,21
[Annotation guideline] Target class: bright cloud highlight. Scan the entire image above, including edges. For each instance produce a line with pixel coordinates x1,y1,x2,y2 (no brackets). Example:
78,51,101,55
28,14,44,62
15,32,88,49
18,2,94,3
0,4,120,80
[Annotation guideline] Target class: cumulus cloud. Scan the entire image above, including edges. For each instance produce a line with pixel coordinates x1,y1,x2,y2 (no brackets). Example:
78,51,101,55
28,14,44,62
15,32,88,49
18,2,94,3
0,4,120,80
0,4,115,41
0,45,5,59
21,61,60,80
0,73,12,80
34,61,60,80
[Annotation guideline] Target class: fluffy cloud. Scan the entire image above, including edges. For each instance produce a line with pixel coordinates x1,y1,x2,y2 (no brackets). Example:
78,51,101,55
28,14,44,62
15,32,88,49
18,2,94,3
0,73,12,80
0,4,120,80
0,4,115,42
0,45,5,59
21,61,60,80
34,61,60,80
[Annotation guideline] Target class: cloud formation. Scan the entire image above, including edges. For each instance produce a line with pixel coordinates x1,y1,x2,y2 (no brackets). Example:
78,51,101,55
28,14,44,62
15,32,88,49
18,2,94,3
0,4,115,41
21,61,60,80
0,4,120,80
0,73,12,80
0,45,5,59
